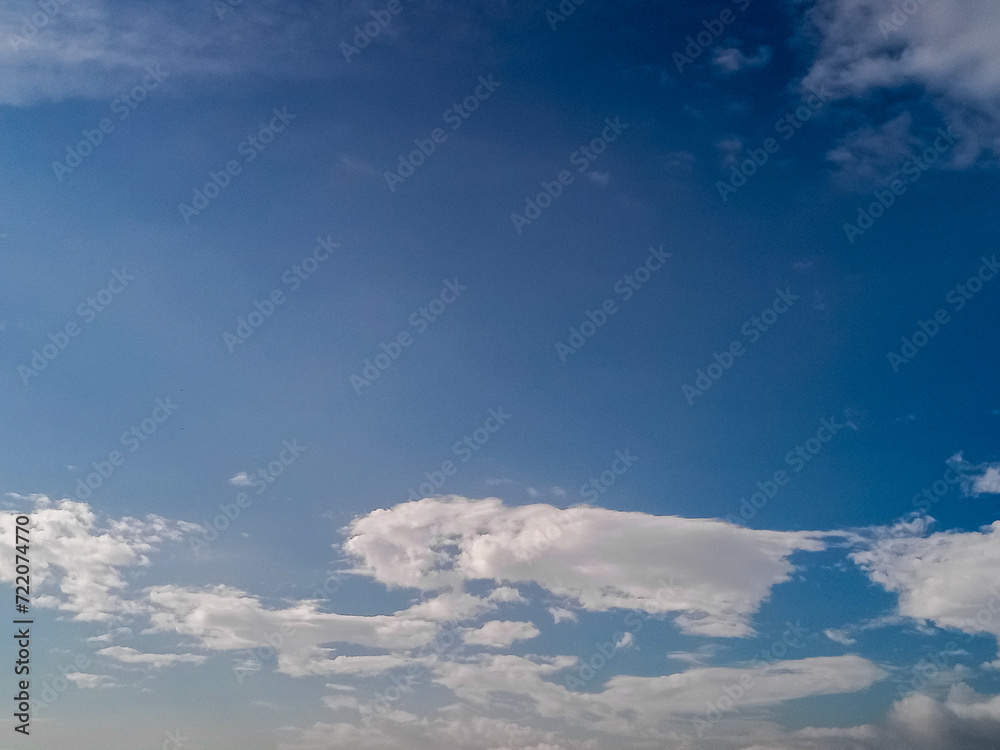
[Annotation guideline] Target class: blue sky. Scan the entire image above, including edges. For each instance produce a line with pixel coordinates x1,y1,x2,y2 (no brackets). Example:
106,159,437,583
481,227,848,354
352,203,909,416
2,0,1000,748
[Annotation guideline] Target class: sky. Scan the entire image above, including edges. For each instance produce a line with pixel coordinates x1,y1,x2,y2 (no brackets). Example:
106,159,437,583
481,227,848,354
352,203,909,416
1,0,1000,747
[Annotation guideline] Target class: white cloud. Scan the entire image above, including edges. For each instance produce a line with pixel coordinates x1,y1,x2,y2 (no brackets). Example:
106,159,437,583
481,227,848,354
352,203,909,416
97,646,206,668
800,0,1000,167
549,607,577,624
825,628,857,645
399,592,494,622
143,584,437,677
488,586,526,604
228,472,253,486
430,652,885,736
344,496,825,637
851,521,1000,649
65,672,118,689
0,0,351,105
947,452,1000,495
462,620,540,648
0,496,195,621
614,632,634,650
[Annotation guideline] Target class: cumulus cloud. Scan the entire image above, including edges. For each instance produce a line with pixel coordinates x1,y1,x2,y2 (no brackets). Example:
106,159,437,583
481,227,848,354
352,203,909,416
0,495,196,621
344,497,825,637
851,521,1000,649
800,0,1000,168
462,620,540,648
